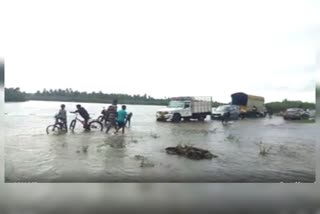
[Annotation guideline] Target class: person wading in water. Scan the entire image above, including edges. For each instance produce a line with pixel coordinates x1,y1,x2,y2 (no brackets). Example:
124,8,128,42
105,99,118,134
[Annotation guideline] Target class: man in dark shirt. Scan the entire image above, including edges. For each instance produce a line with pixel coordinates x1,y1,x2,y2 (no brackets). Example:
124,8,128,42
71,104,90,130
105,99,118,134
221,110,231,125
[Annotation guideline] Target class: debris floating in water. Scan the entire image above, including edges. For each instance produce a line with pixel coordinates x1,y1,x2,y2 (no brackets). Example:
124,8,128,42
225,134,240,142
150,133,160,139
226,134,235,140
140,159,155,168
82,145,89,153
165,145,218,160
210,128,217,133
134,155,155,167
134,155,145,161
256,141,272,156
130,137,138,143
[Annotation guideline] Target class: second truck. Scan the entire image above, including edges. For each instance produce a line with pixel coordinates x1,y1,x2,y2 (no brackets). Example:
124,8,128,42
231,92,267,118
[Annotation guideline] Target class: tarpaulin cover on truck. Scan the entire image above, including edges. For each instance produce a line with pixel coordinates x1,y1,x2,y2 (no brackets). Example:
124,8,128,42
231,93,264,106
231,92,248,106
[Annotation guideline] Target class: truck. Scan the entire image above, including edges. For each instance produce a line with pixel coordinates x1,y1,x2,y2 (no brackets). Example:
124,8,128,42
156,96,212,122
231,92,267,118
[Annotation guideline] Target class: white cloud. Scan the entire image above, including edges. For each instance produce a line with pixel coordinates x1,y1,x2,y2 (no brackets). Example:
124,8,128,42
1,0,318,103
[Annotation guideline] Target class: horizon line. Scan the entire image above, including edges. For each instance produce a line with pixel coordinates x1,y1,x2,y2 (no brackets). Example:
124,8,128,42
4,86,316,104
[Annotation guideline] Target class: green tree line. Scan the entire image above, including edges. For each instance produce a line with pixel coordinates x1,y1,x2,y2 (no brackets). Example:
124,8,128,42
31,88,172,105
4,87,315,112
5,88,171,105
4,87,229,106
5,88,28,102
265,99,315,113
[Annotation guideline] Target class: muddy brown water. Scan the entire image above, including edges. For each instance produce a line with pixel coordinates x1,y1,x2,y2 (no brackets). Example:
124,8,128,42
4,101,316,182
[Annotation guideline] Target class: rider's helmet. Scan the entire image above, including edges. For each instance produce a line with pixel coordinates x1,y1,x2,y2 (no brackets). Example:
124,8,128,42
76,104,81,109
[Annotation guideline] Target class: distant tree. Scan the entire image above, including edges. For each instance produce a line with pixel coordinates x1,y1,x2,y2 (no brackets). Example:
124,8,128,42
5,87,27,102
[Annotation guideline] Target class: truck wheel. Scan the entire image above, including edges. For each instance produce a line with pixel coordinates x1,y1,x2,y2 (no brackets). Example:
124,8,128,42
172,114,181,123
198,116,205,121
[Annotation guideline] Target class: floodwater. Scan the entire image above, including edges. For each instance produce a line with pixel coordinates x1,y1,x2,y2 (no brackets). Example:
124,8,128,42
4,101,316,182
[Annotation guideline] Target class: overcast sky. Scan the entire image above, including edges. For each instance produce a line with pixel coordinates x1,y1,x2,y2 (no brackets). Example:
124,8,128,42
1,0,319,103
